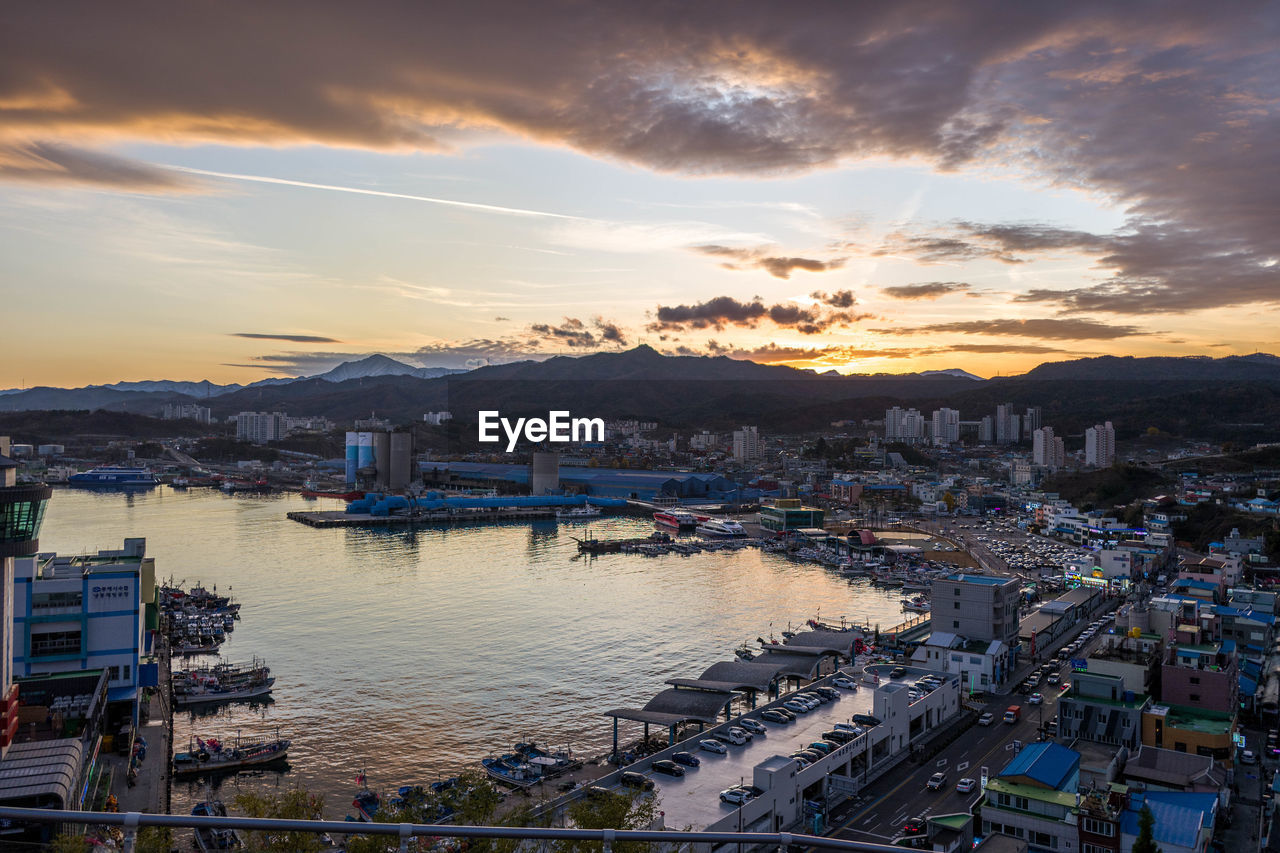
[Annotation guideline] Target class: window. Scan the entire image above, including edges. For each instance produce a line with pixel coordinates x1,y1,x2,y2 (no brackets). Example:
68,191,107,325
1174,741,1187,752
107,666,120,681
1189,693,1200,702
1082,818,1115,837
955,588,961,595
1084,844,1113,853
1030,831,1057,848
955,601,961,609
31,630,81,657
31,591,82,610
953,621,960,628
1189,676,1200,685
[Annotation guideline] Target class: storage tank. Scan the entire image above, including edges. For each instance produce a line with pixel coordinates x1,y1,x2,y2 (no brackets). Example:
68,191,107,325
372,431,391,489
388,432,413,491
529,451,560,496
1129,603,1150,634
345,432,359,484
357,432,375,472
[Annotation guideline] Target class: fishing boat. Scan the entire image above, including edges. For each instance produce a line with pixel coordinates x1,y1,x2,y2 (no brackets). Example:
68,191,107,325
192,801,243,851
555,504,601,519
480,755,540,788
175,675,276,707
901,596,931,613
351,789,380,822
173,734,290,776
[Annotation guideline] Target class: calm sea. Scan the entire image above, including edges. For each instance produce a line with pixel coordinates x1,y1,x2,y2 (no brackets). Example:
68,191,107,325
39,487,906,815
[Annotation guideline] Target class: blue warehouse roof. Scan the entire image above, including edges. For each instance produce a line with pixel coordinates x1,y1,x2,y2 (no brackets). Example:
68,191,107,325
1121,792,1216,850
997,742,1080,791
424,462,739,499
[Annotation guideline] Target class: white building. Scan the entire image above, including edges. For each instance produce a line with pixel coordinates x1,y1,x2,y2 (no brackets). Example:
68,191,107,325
12,539,152,710
885,407,925,443
931,408,960,446
1084,421,1116,467
162,403,212,424
912,632,1013,691
236,411,287,443
732,426,763,462
1033,427,1066,469
422,411,453,426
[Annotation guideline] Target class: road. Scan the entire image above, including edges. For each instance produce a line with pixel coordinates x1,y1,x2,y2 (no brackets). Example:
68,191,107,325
825,613,1112,844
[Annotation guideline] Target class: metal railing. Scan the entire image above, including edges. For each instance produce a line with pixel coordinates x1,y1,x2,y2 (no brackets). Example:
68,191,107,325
0,807,906,853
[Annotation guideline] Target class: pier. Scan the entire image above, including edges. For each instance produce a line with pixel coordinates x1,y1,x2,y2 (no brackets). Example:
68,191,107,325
287,507,557,528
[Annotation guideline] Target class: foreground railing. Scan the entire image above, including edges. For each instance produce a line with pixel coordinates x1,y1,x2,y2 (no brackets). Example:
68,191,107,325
0,807,904,853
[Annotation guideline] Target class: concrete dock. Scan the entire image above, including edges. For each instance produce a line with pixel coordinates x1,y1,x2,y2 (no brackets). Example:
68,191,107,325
288,507,558,527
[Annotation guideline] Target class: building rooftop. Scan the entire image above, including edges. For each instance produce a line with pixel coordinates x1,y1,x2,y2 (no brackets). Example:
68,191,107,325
997,742,1079,791
1121,792,1216,849
985,777,1080,809
944,573,1016,586
1148,704,1234,736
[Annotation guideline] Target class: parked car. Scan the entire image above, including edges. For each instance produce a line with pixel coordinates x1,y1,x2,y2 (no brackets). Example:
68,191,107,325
727,726,752,742
788,754,812,768
738,718,766,735
700,739,727,754
956,778,976,793
823,729,854,743
671,751,700,767
890,666,907,678
1241,749,1259,765
719,788,751,805
926,771,948,791
760,710,790,724
619,771,654,790
1046,673,1060,685
774,707,797,720
794,749,823,762
815,686,839,700
714,729,747,745
833,677,858,689
783,701,810,714
833,722,864,735
808,740,837,754
651,759,684,777
978,713,995,726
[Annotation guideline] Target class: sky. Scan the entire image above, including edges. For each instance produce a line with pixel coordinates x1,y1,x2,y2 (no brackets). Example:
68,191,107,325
2,1,1278,387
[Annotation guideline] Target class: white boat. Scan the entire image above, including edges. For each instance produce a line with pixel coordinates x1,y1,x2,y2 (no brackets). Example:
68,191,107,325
901,596,932,613
696,518,747,537
67,465,159,487
556,504,601,519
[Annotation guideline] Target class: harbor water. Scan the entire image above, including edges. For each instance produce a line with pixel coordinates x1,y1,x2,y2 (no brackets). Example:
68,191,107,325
39,487,907,815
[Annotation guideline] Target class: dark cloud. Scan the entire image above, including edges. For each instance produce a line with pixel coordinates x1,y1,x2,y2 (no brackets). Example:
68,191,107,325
810,289,857,308
937,343,1070,355
880,281,971,300
4,3,1279,313
692,245,846,279
231,332,341,343
494,316,511,322
873,317,1147,340
650,295,868,334
0,141,195,190
527,316,629,348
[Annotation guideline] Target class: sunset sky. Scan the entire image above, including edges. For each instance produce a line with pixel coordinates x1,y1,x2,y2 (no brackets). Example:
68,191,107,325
2,2,1278,387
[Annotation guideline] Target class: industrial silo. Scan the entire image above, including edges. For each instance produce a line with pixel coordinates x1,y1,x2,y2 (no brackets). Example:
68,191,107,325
345,432,359,484
372,431,391,489
388,432,414,491
529,451,560,496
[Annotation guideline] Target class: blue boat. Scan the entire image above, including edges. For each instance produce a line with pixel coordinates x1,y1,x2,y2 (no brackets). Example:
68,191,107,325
68,465,160,487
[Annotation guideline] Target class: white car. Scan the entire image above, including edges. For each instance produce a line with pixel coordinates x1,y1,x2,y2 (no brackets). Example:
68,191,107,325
720,788,751,805
978,713,995,726
783,701,809,714
699,739,727,754
1029,693,1043,705
833,677,858,690
956,778,976,794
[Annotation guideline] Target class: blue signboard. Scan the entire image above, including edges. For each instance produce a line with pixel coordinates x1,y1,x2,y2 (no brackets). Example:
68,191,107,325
1071,658,1088,671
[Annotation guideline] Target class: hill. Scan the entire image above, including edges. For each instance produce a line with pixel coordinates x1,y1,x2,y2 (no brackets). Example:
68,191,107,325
1039,464,1170,511
1017,353,1280,382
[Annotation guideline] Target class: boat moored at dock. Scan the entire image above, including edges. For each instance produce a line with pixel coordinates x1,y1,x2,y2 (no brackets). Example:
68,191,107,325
67,465,159,487
173,734,290,776
696,518,747,537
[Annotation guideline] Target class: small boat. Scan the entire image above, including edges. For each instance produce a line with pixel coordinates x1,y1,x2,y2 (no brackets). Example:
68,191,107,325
192,801,243,851
901,596,931,613
220,478,271,494
556,504,602,519
351,789,380,822
481,756,540,788
175,677,276,707
173,735,290,776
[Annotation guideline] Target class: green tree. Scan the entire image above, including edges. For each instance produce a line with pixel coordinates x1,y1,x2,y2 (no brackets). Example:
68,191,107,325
557,788,660,853
234,788,328,853
1131,803,1162,853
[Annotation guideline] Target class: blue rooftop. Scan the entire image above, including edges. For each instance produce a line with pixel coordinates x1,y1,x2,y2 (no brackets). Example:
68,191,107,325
1121,792,1216,849
1173,579,1219,591
997,742,1080,791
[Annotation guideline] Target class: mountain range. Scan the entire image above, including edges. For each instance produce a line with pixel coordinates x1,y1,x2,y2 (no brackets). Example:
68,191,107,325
2,349,1280,443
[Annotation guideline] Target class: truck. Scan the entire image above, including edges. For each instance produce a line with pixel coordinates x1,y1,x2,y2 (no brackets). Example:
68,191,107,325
1003,705,1021,724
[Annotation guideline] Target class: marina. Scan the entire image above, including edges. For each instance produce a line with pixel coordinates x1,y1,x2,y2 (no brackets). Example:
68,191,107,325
39,487,910,814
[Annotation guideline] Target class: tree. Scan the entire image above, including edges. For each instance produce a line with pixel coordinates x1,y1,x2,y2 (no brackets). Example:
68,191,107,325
557,788,660,853
234,788,328,853
1131,803,1162,853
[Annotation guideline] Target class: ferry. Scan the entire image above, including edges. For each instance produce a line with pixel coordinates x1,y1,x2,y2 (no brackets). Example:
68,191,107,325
653,509,699,530
696,518,747,537
67,465,159,487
